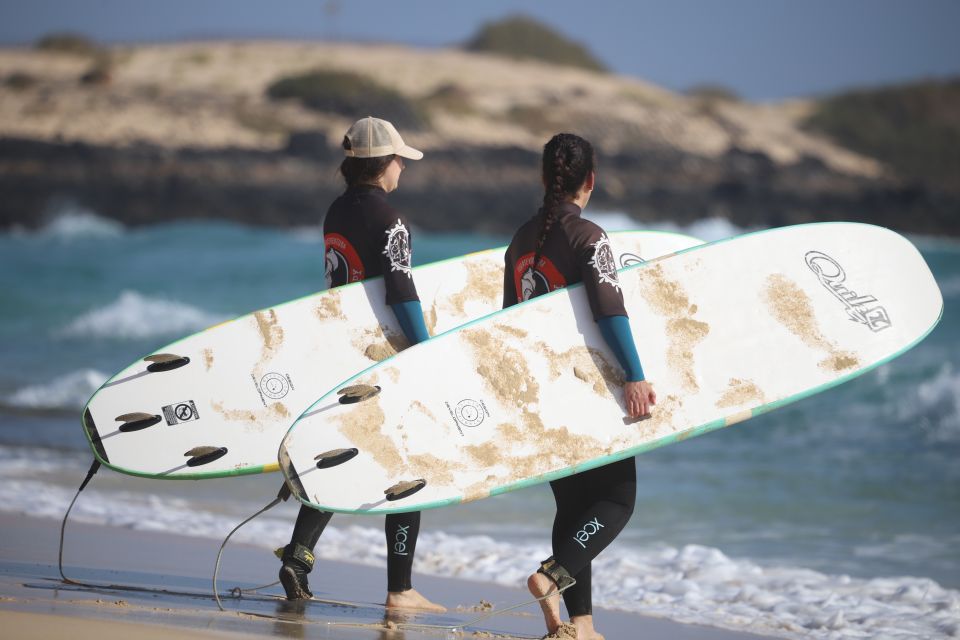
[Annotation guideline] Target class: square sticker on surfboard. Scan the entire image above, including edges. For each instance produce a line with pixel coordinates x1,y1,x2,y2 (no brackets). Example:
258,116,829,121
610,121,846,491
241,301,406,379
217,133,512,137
162,400,199,426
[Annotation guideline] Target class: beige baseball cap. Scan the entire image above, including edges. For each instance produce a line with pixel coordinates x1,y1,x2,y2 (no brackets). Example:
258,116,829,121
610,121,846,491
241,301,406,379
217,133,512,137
343,116,423,160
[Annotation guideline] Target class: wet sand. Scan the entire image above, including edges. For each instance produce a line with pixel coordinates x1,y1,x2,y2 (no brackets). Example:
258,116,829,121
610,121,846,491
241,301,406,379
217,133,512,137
0,512,776,639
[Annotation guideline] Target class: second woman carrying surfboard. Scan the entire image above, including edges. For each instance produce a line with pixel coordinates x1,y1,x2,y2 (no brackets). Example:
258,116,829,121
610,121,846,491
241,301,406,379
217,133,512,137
502,133,655,640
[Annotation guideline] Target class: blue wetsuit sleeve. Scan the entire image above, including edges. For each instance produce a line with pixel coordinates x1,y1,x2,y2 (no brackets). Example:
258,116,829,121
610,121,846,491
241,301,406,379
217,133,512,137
390,300,430,345
597,315,645,382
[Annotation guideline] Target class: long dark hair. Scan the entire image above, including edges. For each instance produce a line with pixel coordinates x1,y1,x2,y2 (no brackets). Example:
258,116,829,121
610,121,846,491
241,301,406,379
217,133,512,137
339,135,395,187
534,133,595,265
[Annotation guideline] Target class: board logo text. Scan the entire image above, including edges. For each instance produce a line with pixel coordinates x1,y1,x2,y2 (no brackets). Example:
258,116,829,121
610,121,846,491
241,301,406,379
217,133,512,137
573,517,604,549
805,251,892,332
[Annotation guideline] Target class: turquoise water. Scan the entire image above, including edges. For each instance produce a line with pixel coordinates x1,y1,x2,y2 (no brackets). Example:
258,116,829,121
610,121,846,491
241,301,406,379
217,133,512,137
1,211,958,595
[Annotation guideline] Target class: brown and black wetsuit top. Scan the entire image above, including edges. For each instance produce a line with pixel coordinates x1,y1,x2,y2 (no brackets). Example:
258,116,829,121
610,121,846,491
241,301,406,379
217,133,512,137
323,184,420,305
502,202,626,320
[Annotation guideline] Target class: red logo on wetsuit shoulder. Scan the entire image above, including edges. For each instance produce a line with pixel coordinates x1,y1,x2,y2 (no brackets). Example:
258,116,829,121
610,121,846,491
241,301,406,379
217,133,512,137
514,253,566,302
325,233,365,287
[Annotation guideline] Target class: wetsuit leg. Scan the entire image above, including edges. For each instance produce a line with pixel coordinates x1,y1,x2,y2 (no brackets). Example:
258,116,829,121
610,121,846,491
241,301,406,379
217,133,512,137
550,472,592,615
386,511,421,592
291,504,333,549
279,505,333,600
547,457,636,616
564,563,592,617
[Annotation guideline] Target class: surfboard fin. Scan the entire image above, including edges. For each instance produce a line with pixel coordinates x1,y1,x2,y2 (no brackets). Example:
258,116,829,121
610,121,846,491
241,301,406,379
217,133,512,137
144,353,191,373
314,448,359,469
115,412,162,432
336,384,381,404
184,446,228,467
384,479,426,501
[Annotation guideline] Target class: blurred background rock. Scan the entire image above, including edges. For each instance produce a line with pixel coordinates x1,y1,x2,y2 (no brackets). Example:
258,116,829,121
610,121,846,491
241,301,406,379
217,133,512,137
0,7,957,236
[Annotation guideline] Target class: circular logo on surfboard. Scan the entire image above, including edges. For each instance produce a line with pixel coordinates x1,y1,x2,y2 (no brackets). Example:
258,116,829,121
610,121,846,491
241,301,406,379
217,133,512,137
455,399,485,427
260,373,290,399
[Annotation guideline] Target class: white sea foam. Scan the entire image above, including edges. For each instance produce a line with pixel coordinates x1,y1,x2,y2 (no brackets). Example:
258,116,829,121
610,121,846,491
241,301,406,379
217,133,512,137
910,362,960,443
57,290,226,340
645,217,753,243
288,226,324,244
7,369,109,410
2,454,956,640
10,206,126,240
582,211,750,243
937,275,960,299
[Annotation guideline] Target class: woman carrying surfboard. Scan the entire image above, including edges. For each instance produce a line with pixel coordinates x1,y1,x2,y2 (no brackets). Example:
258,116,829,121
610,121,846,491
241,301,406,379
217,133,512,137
503,133,655,639
279,116,444,613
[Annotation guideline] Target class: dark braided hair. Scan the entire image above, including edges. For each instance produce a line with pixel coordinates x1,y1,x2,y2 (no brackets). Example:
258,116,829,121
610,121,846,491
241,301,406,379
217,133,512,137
533,133,595,267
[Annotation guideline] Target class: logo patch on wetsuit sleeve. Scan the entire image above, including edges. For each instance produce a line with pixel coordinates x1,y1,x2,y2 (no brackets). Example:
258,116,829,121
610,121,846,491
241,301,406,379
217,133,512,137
383,219,413,278
589,234,621,292
325,233,365,288
514,253,566,302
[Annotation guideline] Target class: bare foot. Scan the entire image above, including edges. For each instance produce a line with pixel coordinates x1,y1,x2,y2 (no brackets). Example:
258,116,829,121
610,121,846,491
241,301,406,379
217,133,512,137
527,572,563,636
385,588,447,612
571,615,604,640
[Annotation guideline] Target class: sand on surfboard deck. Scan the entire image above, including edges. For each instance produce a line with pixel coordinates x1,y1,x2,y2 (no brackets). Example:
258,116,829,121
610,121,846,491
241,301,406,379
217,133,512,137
278,222,943,514
81,230,702,479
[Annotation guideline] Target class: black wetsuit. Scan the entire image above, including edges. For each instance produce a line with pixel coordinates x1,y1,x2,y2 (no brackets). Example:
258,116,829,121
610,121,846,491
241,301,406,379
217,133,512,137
503,202,638,617
289,184,422,593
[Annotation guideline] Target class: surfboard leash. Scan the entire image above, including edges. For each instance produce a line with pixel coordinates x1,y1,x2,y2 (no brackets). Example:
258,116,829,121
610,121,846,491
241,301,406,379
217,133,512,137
57,457,215,599
208,483,579,634
58,458,101,585
206,480,577,634
212,482,292,611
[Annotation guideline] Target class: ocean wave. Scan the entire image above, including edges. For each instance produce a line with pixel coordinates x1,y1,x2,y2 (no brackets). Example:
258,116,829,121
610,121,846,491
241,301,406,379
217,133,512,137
57,290,227,340
910,362,960,443
7,369,109,411
645,217,753,243
10,206,126,240
2,471,956,640
288,226,325,244
937,275,960,299
583,211,750,243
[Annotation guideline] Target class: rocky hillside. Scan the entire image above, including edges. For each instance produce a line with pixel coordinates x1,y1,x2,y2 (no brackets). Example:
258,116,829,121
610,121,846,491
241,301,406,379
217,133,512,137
0,38,956,235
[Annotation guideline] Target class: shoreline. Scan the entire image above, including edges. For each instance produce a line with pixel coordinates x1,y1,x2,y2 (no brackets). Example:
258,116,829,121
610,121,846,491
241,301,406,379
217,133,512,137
1,512,776,639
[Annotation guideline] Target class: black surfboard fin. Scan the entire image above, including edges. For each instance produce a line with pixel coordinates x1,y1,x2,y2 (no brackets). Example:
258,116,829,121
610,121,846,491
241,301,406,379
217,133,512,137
337,384,381,404
384,479,426,501
144,353,190,372
184,446,228,467
314,448,359,469
115,412,162,432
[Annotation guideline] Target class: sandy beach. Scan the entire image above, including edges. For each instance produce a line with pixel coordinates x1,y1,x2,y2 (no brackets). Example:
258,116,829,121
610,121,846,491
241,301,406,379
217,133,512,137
0,512,777,639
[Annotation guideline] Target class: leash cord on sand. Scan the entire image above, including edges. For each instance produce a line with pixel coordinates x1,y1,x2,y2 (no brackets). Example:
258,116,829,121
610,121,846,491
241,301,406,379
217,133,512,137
58,459,101,585
213,483,291,611
210,484,577,634
62,465,570,635
59,462,282,605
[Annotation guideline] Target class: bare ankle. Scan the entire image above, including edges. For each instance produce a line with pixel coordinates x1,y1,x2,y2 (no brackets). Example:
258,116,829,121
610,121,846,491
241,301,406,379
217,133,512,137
528,572,563,634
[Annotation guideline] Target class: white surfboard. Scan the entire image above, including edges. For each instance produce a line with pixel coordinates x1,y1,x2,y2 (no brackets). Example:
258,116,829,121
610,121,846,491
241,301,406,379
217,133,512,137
81,230,701,479
278,223,942,513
